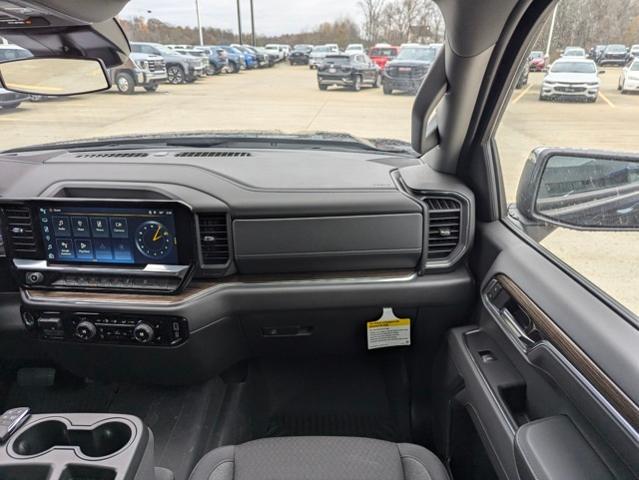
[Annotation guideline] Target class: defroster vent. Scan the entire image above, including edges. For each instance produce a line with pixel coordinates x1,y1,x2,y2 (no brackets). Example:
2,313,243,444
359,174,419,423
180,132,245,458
2,206,39,257
198,213,230,266
424,196,462,260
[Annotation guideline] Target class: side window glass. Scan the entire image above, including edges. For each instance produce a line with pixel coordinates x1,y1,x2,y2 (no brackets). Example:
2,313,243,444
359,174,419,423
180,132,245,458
495,10,639,317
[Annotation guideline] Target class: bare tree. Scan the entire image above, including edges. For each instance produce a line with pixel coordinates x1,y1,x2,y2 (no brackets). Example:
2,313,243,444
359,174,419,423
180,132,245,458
359,0,386,43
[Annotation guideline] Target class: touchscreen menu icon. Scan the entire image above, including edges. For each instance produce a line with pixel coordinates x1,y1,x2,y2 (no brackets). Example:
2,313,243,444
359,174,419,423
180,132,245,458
91,217,109,237
56,239,74,258
52,216,71,237
74,239,93,260
110,218,128,238
71,217,89,236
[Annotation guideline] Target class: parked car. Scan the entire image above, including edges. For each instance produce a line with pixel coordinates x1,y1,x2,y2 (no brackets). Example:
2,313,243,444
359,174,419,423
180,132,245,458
251,46,276,67
130,42,203,84
173,49,209,76
194,46,228,74
515,59,529,89
618,59,639,93
528,50,547,71
317,53,380,91
309,45,334,69
241,46,270,68
345,43,365,54
368,44,399,69
539,58,600,102
216,45,245,73
289,45,312,65
589,44,606,61
598,44,629,66
108,52,167,94
264,44,285,62
231,44,258,69
0,87,27,109
0,43,31,62
382,45,437,94
562,47,587,58
325,43,340,53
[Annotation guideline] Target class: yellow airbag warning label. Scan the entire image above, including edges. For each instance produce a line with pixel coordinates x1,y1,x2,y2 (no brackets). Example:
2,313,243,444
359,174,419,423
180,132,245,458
367,314,411,350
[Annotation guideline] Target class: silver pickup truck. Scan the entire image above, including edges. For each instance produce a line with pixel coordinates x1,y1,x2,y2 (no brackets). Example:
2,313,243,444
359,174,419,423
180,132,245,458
108,52,167,94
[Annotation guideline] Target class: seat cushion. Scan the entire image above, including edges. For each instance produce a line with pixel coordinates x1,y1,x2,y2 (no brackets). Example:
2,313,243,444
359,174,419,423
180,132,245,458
189,436,450,480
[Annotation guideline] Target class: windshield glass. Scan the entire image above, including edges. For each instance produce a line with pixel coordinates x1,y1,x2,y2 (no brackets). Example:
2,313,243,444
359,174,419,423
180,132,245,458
529,51,543,58
606,45,626,53
564,48,584,56
0,1,447,151
631,62,639,71
396,47,436,61
324,56,351,65
551,61,596,73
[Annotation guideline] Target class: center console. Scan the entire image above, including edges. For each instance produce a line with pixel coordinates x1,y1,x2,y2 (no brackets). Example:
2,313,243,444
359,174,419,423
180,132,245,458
0,412,172,480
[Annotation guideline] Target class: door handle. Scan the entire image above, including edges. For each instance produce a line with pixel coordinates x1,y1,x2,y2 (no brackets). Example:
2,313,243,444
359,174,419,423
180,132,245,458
499,308,536,350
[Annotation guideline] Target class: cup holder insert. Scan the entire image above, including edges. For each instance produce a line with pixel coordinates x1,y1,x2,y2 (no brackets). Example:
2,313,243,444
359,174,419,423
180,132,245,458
12,420,132,458
0,465,51,480
60,465,117,480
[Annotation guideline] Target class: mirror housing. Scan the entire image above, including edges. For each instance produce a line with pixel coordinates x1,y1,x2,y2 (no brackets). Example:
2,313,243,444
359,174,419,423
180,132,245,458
514,148,639,238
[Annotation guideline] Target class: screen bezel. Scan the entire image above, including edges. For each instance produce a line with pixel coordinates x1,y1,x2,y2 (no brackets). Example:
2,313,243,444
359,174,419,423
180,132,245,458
24,199,196,267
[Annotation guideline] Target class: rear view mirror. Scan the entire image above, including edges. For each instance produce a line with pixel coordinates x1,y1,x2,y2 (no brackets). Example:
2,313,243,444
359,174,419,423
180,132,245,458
515,148,639,232
0,57,110,96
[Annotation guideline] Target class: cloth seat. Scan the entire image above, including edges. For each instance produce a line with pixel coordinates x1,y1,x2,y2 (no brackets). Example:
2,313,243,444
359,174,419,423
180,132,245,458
189,436,450,480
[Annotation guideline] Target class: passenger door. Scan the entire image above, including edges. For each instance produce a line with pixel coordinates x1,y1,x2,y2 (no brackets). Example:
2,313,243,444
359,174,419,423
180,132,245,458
431,4,639,480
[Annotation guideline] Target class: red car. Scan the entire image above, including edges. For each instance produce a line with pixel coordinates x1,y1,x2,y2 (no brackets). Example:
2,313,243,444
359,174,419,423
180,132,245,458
529,50,547,71
369,45,399,69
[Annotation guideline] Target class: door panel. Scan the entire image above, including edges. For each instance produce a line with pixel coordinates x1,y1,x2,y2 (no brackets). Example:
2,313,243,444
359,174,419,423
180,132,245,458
436,220,639,480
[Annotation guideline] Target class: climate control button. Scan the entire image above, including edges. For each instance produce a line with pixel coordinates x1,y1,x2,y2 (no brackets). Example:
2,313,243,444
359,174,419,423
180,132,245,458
133,323,155,344
75,321,97,341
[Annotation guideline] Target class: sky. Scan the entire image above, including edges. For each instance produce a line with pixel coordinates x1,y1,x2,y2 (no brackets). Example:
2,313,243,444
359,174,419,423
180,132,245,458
120,0,363,36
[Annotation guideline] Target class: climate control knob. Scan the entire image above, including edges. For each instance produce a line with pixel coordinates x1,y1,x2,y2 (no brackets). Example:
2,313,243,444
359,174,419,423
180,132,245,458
133,323,155,344
75,321,97,341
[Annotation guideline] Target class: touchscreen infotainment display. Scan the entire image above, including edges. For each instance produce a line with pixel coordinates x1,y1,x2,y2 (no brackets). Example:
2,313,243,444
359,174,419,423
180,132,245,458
38,206,179,265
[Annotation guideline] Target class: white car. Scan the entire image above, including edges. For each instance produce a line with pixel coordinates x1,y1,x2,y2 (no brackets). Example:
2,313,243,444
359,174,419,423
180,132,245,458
309,45,333,69
325,44,339,54
345,44,364,53
539,58,600,102
619,60,639,93
561,47,587,58
264,44,285,61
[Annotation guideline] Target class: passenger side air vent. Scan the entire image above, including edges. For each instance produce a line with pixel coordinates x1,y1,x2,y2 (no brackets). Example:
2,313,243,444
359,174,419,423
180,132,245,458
197,213,230,266
2,206,39,257
424,196,462,261
74,152,149,158
174,151,251,158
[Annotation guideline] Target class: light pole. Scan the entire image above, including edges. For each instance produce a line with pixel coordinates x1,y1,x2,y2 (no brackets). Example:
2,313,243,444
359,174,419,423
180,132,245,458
250,0,256,46
236,0,243,44
195,0,204,46
545,3,558,58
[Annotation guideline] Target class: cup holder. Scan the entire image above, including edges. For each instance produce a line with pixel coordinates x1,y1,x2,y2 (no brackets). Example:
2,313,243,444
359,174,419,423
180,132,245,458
12,420,132,458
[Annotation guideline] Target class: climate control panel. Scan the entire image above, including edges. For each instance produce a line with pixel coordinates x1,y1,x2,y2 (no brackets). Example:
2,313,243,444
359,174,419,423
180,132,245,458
21,310,188,346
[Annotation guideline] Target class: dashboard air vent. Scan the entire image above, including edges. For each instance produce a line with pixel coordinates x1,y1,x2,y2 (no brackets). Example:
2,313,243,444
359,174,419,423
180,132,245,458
175,151,251,158
74,152,150,158
198,213,230,266
2,206,39,257
424,196,462,260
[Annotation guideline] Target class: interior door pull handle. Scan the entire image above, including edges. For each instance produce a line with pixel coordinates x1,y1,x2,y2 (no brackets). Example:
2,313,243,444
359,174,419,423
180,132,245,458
499,308,536,349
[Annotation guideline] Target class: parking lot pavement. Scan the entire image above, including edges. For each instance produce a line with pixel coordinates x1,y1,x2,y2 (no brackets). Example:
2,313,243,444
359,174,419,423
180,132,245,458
1,64,636,314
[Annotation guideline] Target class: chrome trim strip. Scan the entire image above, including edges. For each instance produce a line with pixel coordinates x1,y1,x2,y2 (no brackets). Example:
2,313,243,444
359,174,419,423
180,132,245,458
22,272,419,308
14,259,189,278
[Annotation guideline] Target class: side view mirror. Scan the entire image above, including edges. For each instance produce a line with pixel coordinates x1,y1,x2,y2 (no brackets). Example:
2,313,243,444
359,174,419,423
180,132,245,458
513,148,639,238
0,57,110,96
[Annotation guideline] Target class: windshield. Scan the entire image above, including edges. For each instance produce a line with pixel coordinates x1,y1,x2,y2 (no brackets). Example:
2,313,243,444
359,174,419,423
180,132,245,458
0,1,449,152
324,56,351,65
551,61,596,73
631,62,639,71
564,48,585,56
396,47,436,61
606,45,626,53
529,51,543,58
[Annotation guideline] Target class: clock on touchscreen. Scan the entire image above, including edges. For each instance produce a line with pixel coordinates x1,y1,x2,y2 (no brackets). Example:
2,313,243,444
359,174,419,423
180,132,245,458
135,220,174,259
